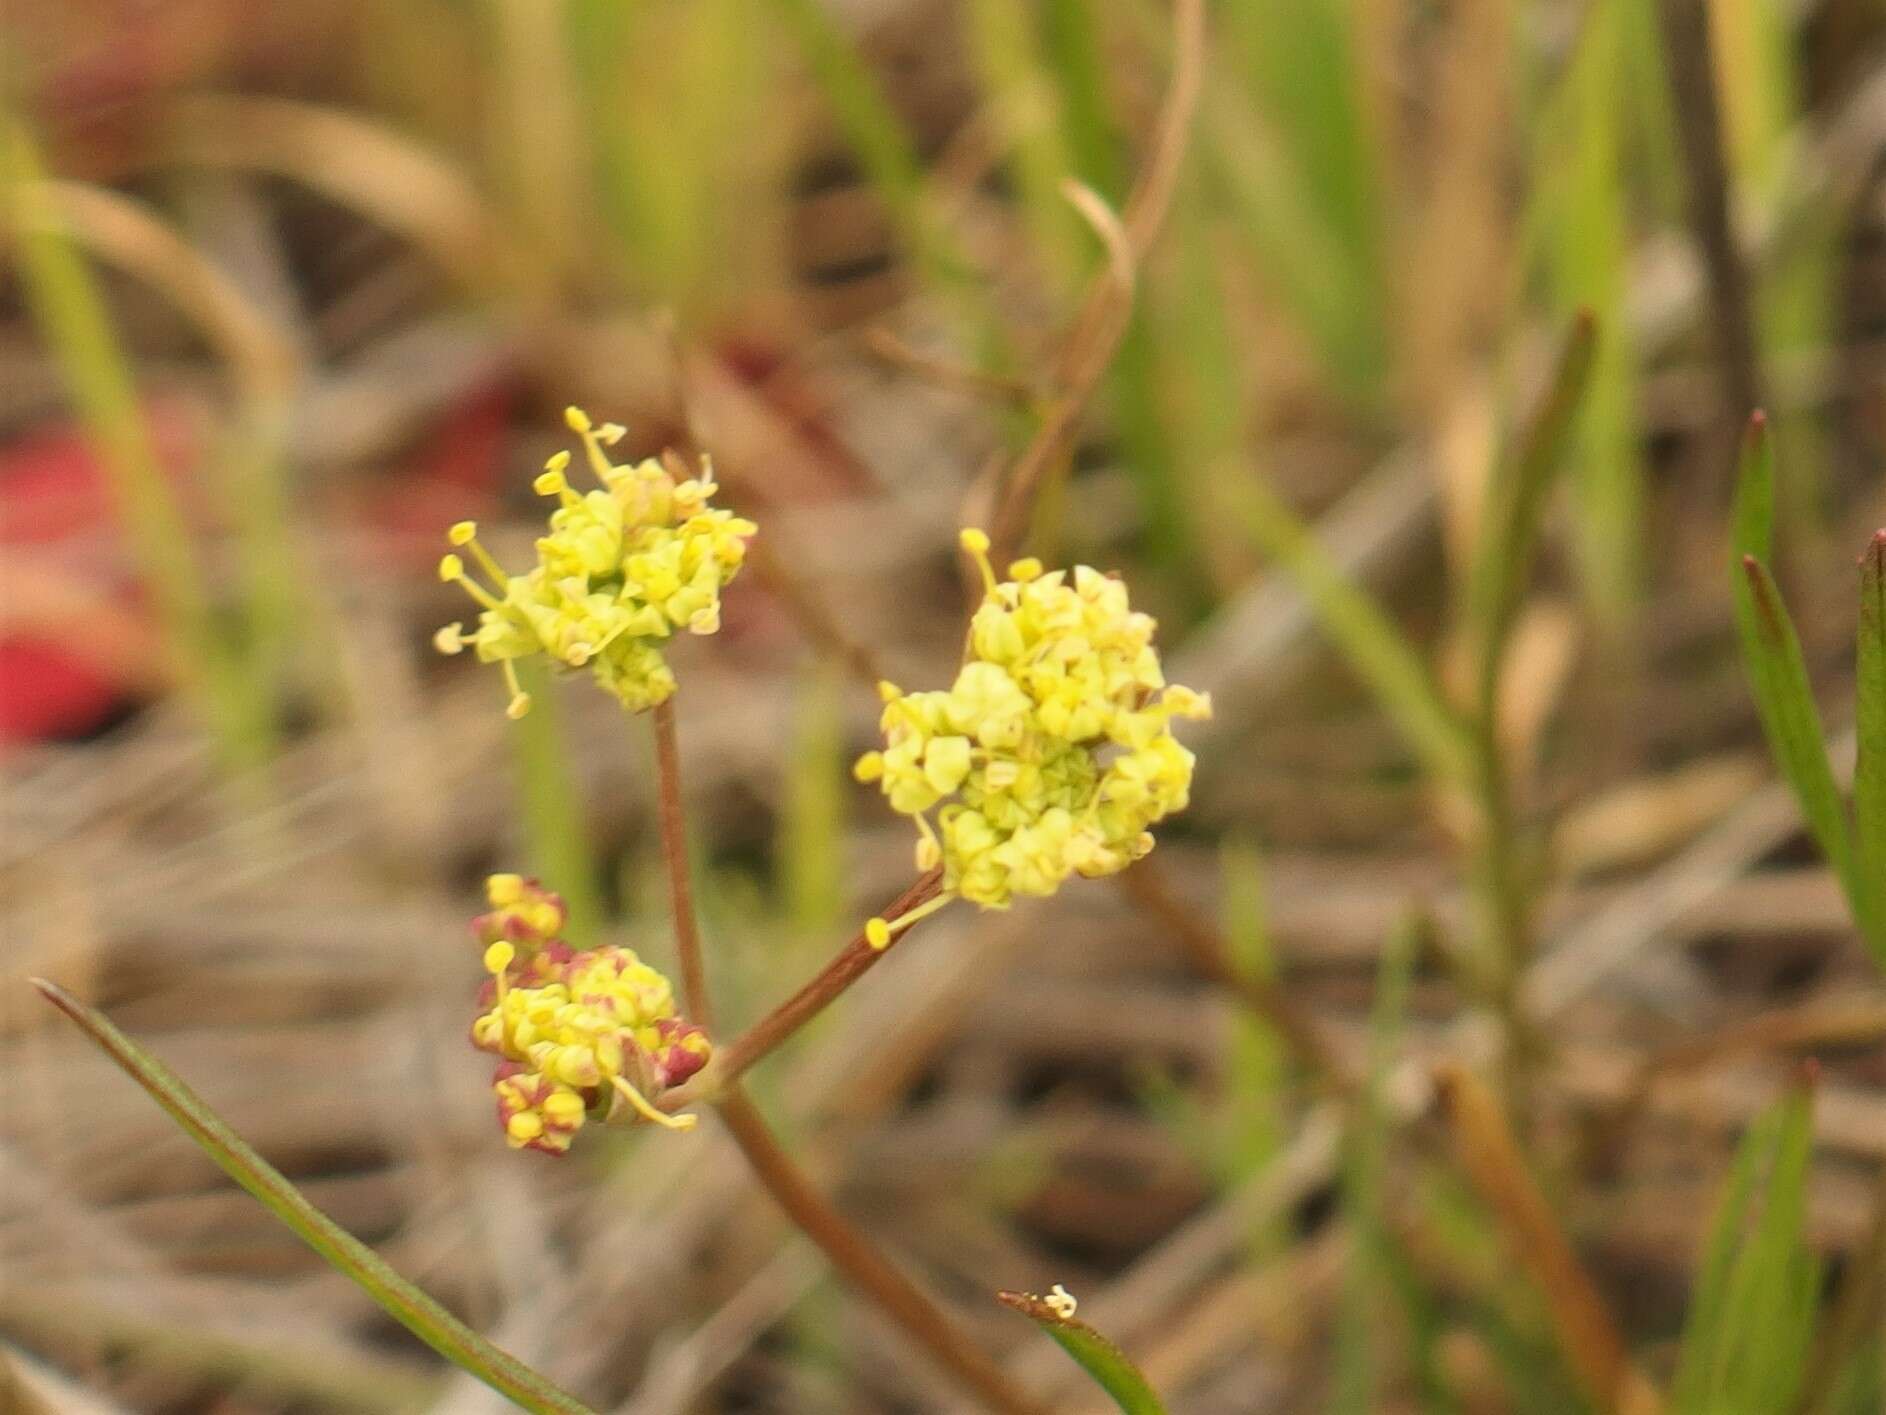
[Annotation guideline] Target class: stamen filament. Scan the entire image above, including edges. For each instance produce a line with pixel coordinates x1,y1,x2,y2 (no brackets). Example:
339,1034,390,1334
868,891,954,950
502,660,532,719
611,1073,697,1130
959,527,998,597
463,535,510,589
443,559,503,612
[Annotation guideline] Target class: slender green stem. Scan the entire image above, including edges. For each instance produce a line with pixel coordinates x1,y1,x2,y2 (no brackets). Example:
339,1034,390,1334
30,980,594,1415
509,663,600,946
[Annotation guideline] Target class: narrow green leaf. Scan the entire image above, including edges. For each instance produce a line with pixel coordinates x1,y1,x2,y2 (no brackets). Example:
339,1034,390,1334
509,663,600,948
1735,555,1859,917
30,980,596,1415
1468,310,1598,720
1230,472,1477,788
783,663,846,937
1532,0,1644,627
997,1290,1166,1414
1729,414,1866,935
1332,914,1419,1413
1855,531,1886,959
1732,410,1776,567
1672,1084,1818,1415
1218,837,1285,1253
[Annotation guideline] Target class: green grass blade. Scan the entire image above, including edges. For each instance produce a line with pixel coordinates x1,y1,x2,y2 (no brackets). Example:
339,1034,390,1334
1,120,266,773
967,0,1082,287
1229,472,1476,788
1732,410,1777,567
782,663,846,937
997,1290,1166,1414
772,0,964,297
1671,1084,1816,1414
1040,0,1123,200
1856,531,1886,959
1534,0,1644,626
1333,914,1419,1413
1219,836,1285,1253
29,980,596,1415
509,663,601,947
1737,555,1860,908
1730,415,1865,934
1468,310,1597,720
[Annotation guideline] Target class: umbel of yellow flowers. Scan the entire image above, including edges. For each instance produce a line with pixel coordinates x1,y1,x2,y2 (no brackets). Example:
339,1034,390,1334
435,407,757,718
855,530,1210,936
469,875,709,1155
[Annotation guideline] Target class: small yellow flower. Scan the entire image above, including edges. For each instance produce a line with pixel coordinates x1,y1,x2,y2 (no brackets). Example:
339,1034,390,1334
437,407,756,717
469,874,710,1154
856,530,1209,921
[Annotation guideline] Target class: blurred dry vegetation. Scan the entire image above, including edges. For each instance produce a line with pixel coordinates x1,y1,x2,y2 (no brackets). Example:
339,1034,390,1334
4,0,1886,1411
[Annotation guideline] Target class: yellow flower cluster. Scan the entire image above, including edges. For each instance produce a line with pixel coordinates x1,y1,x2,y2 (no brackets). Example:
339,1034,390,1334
469,875,710,1155
436,407,757,718
855,530,1209,923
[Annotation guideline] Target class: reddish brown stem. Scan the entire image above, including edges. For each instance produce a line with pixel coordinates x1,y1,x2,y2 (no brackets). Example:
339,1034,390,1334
646,720,1030,1410
652,697,712,1032
679,867,946,1101
715,1087,1041,1414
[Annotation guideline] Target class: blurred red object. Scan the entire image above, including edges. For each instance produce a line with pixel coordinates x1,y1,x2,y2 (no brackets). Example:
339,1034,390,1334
0,406,194,747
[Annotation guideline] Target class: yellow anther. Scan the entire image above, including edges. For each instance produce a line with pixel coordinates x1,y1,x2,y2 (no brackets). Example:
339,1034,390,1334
434,623,466,655
1009,557,1044,582
502,661,531,719
506,1111,545,1144
564,405,592,433
853,752,884,783
876,680,902,703
438,553,464,583
448,520,478,545
959,526,997,595
487,873,525,905
865,917,891,949
484,940,516,975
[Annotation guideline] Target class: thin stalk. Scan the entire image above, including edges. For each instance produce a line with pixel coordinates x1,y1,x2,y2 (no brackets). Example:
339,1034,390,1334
671,868,946,1104
642,724,1036,1413
652,698,712,1030
31,981,594,1415
716,1089,1043,1415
